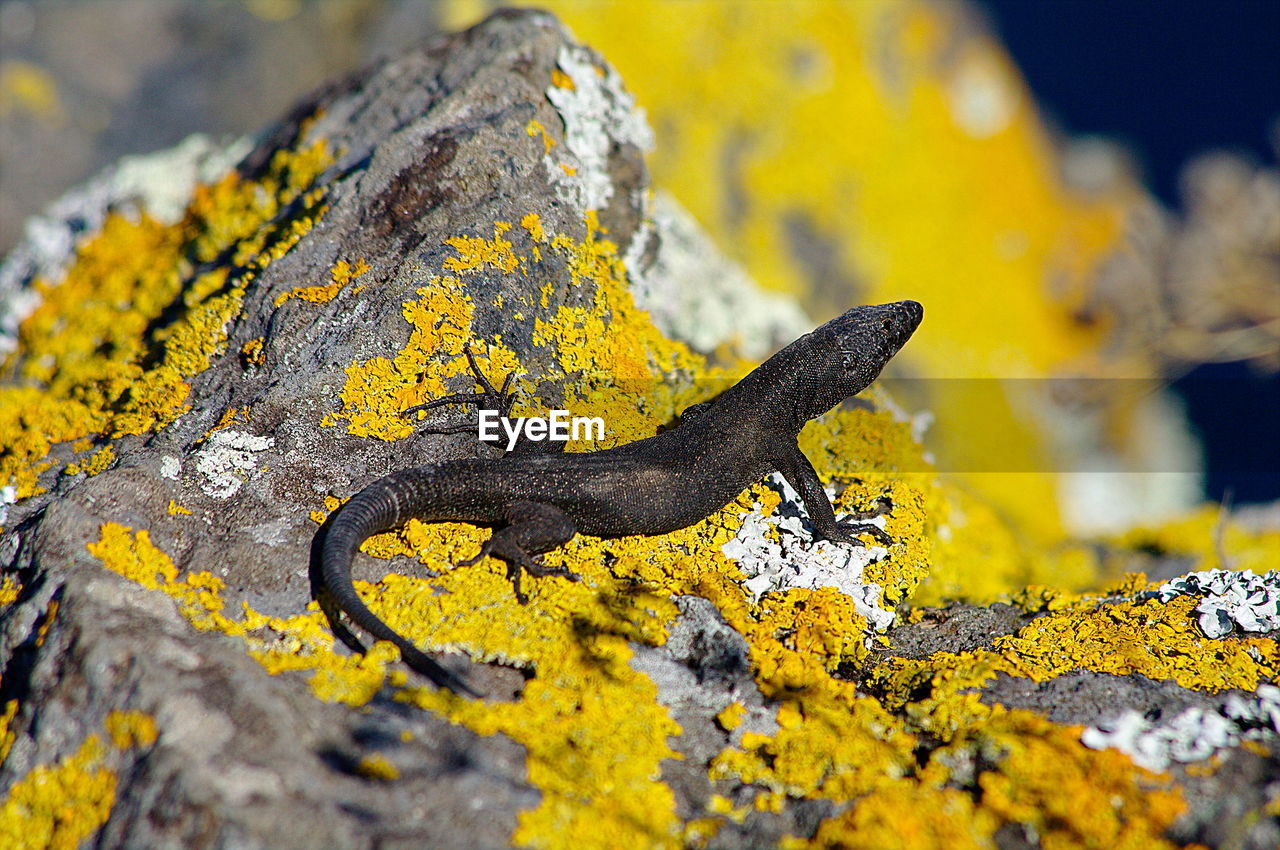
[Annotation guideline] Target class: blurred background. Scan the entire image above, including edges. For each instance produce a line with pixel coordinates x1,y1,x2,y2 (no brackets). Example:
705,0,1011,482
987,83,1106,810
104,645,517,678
2,0,1276,527
981,0,1279,507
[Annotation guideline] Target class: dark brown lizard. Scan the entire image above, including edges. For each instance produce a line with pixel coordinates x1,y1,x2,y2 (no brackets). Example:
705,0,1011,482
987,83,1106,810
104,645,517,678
317,300,923,694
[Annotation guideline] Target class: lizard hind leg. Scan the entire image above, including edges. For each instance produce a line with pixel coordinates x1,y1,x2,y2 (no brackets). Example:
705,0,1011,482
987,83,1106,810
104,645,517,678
458,500,581,604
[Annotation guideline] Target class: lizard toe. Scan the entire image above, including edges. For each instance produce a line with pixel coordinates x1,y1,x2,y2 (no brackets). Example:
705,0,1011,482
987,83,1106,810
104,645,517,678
834,520,893,546
457,543,492,567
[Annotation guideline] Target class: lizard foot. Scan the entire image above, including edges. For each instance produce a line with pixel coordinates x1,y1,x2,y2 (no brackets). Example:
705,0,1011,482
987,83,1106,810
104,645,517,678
841,495,894,522
457,543,492,568
523,561,581,581
826,520,894,547
458,544,579,605
456,544,534,604
404,342,519,424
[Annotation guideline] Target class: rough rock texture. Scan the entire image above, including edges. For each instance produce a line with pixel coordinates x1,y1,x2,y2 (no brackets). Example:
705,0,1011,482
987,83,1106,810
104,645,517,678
2,9,654,616
4,566,533,849
882,602,1032,659
2,9,1278,850
3,8,614,624
0,11,655,848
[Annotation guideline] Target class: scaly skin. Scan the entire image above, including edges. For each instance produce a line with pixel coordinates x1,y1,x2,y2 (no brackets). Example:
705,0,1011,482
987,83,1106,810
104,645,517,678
318,300,923,693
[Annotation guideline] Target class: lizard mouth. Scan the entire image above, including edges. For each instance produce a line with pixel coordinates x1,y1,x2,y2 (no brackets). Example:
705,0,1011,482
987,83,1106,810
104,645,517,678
828,299,923,354
885,299,924,349
896,299,924,329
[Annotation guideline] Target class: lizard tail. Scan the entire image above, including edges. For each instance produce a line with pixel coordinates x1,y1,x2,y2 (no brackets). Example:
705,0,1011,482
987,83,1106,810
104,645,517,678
320,478,478,696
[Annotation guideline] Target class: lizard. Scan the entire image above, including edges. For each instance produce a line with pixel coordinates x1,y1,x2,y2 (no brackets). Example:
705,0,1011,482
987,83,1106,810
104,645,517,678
317,299,923,694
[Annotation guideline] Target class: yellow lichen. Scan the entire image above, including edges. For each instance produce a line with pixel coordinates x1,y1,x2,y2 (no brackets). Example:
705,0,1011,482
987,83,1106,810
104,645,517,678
240,337,265,366
707,793,749,824
102,711,158,750
870,590,1278,754
521,211,548,243
305,641,400,707
0,735,114,850
86,522,418,708
166,500,191,516
550,67,576,90
33,599,58,648
443,221,520,274
384,537,688,847
709,690,915,800
525,119,557,155
355,753,400,781
204,407,250,437
273,257,370,306
0,699,18,764
970,712,1186,850
715,702,746,732
1,138,331,499
682,816,724,848
0,575,21,608
991,594,1279,692
0,710,156,850
781,781,999,850
64,444,115,477
88,523,229,631
310,494,342,525
326,274,522,441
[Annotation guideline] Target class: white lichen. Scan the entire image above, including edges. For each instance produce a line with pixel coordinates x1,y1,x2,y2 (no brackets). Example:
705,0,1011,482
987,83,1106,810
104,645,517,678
194,430,273,500
0,484,16,526
544,44,653,213
160,455,182,481
1082,684,1280,771
722,474,894,631
0,133,251,355
247,518,291,547
946,51,1018,139
628,190,811,360
1152,568,1280,638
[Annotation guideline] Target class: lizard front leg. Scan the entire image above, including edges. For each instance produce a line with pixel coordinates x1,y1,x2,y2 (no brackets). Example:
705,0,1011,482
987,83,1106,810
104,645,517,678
405,343,565,455
458,500,581,603
775,442,893,547
404,343,518,428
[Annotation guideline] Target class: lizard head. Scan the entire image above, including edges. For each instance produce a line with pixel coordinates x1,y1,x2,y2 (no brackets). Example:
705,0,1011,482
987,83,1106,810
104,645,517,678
797,299,923,421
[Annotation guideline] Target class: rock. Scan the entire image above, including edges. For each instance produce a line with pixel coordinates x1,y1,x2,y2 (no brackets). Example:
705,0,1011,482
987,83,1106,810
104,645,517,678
0,9,680,848
3,565,531,849
2,7,662,601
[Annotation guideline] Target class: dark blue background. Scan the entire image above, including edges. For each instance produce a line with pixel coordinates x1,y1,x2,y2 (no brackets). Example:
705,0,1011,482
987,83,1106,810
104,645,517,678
980,0,1280,503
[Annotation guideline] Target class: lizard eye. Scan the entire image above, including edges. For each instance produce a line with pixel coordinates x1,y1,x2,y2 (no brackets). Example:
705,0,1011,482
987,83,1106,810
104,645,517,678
840,351,859,371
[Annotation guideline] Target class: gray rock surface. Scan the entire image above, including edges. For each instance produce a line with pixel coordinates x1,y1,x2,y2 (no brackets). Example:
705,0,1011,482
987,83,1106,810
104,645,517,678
0,10,652,848
6,565,532,850
883,602,1032,659
3,8,652,608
